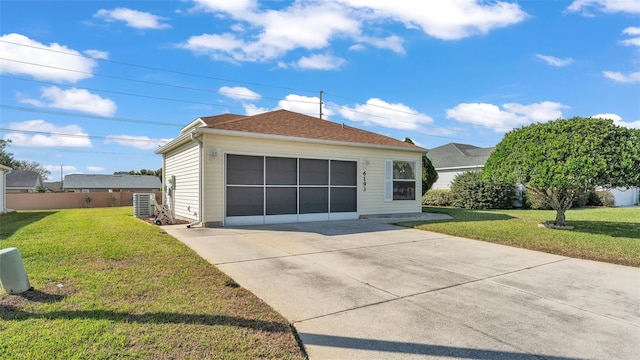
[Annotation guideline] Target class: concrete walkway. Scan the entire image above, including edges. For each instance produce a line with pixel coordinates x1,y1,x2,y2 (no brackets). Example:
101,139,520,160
162,219,639,359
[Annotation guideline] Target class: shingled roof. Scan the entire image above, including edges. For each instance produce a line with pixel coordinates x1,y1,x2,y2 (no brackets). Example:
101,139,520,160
198,109,422,150
427,143,495,169
6,170,43,189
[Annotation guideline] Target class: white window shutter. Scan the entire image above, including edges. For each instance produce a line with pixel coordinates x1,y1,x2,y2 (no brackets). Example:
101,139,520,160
384,159,393,201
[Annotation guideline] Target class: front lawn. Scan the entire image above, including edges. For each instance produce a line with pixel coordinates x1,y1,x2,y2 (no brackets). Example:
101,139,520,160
0,208,304,359
402,207,640,267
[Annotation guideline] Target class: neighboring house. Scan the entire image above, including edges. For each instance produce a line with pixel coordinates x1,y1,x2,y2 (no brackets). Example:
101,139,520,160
6,170,44,193
63,174,161,193
43,181,63,192
0,165,11,214
426,143,495,190
155,109,425,227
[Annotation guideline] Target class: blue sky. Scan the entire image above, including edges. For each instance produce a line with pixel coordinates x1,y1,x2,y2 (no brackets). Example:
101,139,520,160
1,0,639,181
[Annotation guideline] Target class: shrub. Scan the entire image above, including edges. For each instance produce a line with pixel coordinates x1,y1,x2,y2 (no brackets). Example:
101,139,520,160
422,189,453,206
586,190,615,207
450,171,514,209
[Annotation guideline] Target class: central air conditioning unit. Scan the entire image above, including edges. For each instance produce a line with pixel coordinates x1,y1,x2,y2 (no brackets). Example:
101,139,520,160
133,193,156,218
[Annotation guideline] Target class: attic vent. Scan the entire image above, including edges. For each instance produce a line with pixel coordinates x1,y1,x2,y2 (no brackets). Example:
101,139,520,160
133,193,155,218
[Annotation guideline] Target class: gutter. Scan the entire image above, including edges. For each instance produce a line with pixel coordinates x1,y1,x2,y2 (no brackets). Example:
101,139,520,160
186,131,203,228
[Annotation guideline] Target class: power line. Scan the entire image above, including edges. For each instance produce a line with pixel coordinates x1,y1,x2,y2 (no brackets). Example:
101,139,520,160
1,105,183,127
0,39,318,94
0,57,316,103
0,128,171,144
10,145,159,157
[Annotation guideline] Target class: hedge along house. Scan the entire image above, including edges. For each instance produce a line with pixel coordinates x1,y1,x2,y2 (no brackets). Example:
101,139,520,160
155,109,425,227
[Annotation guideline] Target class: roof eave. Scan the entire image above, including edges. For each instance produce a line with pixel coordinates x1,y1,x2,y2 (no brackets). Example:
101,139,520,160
195,127,426,153
155,131,197,154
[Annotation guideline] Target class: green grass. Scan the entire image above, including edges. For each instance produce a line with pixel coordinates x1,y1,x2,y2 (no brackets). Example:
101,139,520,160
402,207,640,267
0,208,304,360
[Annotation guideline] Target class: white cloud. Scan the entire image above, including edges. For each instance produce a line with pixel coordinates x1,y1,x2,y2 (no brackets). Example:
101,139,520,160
0,33,97,83
4,120,92,147
338,0,528,40
340,98,433,130
87,166,106,172
277,94,329,117
105,135,172,150
623,27,640,35
84,49,109,59
45,164,78,181
182,0,526,65
603,71,640,83
218,86,261,100
94,8,170,29
296,54,347,70
591,113,640,129
568,0,640,14
446,101,569,132
192,0,257,16
18,86,117,116
243,103,270,116
536,54,573,67
621,27,640,47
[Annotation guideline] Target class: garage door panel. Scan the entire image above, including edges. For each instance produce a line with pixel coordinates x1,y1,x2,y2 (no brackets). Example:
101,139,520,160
266,187,297,215
227,187,263,216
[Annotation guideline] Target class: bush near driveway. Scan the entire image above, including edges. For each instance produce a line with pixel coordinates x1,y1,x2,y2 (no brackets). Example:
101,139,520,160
450,171,514,210
0,208,304,360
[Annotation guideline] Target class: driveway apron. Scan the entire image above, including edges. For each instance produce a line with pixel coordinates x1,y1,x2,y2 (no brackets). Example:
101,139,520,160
162,219,640,360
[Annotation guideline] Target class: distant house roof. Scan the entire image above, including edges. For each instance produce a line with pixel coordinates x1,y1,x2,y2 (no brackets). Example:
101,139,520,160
427,143,495,169
6,170,43,189
63,174,161,189
162,109,424,153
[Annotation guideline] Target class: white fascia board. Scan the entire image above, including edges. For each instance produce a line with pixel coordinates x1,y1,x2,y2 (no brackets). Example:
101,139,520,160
434,165,485,171
194,128,426,153
179,118,206,135
155,131,197,154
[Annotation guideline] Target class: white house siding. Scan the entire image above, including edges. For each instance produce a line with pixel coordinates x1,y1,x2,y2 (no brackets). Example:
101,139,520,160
432,170,460,190
201,133,422,226
432,167,483,190
0,166,9,213
609,187,639,207
163,141,200,221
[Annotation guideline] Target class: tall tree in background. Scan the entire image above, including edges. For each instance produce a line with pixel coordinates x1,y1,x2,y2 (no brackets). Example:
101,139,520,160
115,169,162,179
484,117,640,227
0,139,51,179
0,139,16,167
404,138,439,194
13,160,51,180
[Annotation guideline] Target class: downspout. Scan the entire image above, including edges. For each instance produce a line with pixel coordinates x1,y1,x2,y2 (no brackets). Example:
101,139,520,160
187,131,203,228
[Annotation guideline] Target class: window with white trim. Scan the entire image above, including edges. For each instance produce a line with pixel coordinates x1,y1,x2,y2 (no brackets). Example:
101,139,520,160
384,160,416,201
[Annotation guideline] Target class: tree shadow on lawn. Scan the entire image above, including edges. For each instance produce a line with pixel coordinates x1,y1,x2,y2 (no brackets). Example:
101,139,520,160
0,211,58,240
0,307,291,333
568,220,640,239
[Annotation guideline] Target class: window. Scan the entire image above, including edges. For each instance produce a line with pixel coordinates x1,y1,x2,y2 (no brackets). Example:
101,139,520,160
385,160,416,201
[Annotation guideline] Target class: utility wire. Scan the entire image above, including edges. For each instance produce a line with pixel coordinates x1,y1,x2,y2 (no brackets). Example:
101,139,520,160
0,128,171,143
1,105,183,127
0,39,318,94
0,58,317,103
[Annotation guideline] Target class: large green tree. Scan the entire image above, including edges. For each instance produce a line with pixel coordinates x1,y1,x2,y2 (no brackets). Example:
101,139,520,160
404,137,439,194
484,117,640,227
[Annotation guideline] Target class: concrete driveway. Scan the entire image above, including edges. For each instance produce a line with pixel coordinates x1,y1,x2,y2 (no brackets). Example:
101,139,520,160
162,218,639,360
